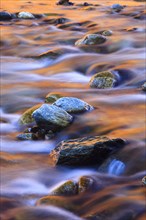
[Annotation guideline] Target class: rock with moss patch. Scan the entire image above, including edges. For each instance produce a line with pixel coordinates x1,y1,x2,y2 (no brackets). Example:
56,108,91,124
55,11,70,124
75,34,106,46
18,11,35,19
32,104,73,131
53,97,93,113
50,136,126,166
51,180,78,196
78,176,93,193
142,82,146,91
19,104,42,125
89,71,116,89
45,93,62,103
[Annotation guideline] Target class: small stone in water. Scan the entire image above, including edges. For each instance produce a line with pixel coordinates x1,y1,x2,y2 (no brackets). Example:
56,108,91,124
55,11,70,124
57,0,74,6
111,4,124,12
18,11,35,19
75,34,107,46
142,176,146,185
50,136,126,166
51,180,78,196
17,133,37,141
45,93,62,103
142,82,146,91
102,30,113,36
53,97,93,113
89,71,116,89
0,11,12,20
32,104,73,131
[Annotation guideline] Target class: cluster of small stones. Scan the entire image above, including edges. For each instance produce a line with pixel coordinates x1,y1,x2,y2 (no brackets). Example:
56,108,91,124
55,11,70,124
17,96,93,141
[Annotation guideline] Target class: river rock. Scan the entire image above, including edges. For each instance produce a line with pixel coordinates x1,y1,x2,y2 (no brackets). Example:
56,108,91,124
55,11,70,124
102,30,113,36
75,34,107,46
18,11,35,19
142,82,146,91
89,71,116,89
111,4,124,12
45,93,63,103
17,133,37,141
53,97,93,113
0,11,12,20
19,104,42,125
51,180,78,196
57,0,74,6
50,136,126,166
78,176,94,193
32,104,73,131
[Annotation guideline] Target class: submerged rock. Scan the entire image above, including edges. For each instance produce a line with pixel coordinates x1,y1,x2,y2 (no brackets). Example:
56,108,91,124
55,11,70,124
51,180,78,196
53,97,93,113
78,176,93,193
50,136,126,166
18,11,35,19
45,93,63,103
0,11,12,20
75,34,106,46
32,104,73,131
142,82,146,91
89,71,116,89
19,104,42,125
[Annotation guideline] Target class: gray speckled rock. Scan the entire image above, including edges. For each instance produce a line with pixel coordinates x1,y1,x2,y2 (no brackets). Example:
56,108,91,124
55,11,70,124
51,180,78,196
32,104,73,131
17,133,37,141
18,12,35,19
142,82,146,91
53,97,93,113
50,136,126,166
89,71,116,89
75,34,106,46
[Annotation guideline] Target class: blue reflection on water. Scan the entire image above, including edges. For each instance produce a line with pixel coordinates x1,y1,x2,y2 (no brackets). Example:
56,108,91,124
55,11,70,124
108,159,125,175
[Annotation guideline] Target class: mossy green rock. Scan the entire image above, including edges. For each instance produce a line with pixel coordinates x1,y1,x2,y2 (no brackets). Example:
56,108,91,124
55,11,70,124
142,82,146,91
50,136,125,166
78,176,93,193
53,97,93,113
32,104,73,131
51,180,78,196
75,34,106,46
89,71,116,89
45,93,62,103
19,104,42,125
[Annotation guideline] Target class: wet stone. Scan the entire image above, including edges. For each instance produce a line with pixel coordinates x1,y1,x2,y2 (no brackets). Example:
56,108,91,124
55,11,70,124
19,104,42,125
89,71,116,89
53,97,93,113
45,93,63,103
57,0,74,6
75,34,107,46
18,11,35,19
78,176,94,193
17,133,37,141
50,136,126,166
111,4,124,12
142,82,146,91
32,104,73,131
51,180,78,196
0,11,13,20
102,30,113,36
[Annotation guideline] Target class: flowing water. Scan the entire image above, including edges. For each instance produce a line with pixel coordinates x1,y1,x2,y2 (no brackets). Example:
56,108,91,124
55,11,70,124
0,0,146,219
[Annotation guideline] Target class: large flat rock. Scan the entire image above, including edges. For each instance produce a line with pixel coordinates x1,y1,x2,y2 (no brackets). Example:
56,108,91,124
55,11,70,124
50,136,126,166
